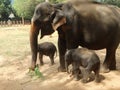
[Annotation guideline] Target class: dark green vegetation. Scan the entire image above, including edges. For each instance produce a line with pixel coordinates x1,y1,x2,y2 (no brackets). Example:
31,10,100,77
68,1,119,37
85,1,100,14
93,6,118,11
1,0,120,21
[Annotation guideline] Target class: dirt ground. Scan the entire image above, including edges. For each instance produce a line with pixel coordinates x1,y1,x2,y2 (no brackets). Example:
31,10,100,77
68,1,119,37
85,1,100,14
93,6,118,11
0,34,120,90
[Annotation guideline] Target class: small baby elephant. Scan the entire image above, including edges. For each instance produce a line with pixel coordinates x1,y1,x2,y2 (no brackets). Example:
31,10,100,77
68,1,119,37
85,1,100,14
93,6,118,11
38,42,57,65
65,48,100,83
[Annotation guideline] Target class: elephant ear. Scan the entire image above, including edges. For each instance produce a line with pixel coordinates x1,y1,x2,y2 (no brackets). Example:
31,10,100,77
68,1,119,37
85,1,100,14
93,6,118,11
52,10,66,30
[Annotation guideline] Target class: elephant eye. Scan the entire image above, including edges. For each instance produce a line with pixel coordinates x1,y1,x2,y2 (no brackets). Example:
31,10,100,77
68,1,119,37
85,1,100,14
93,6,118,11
46,13,51,16
36,10,40,15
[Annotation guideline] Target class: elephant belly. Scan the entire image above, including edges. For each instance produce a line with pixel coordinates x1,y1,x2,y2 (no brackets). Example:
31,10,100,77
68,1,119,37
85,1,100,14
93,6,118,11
78,28,115,50
79,38,108,50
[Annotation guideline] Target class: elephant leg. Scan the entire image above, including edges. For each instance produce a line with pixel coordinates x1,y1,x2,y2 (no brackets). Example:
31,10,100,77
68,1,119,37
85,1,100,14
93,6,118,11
74,68,81,81
72,62,81,81
58,36,66,72
93,63,100,83
39,53,44,66
49,55,55,65
81,68,91,83
94,69,100,83
29,22,39,70
102,43,119,73
103,49,116,72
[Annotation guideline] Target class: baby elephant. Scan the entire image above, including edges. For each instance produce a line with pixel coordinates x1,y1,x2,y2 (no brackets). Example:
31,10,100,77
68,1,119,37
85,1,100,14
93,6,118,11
38,42,57,65
65,48,100,83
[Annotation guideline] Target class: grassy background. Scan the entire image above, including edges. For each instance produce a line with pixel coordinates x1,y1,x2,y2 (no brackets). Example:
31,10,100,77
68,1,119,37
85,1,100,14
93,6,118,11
0,25,58,61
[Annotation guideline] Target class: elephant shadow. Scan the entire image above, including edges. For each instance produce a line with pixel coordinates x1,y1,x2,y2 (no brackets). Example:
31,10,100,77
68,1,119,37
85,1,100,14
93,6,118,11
88,73,105,83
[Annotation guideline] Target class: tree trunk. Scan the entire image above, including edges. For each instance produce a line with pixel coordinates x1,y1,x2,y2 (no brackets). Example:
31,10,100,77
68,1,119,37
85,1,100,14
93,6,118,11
22,16,24,25
45,0,49,2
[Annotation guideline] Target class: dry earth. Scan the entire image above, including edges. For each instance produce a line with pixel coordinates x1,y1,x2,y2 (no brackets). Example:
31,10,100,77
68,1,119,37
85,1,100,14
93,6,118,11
0,50,120,90
0,28,120,90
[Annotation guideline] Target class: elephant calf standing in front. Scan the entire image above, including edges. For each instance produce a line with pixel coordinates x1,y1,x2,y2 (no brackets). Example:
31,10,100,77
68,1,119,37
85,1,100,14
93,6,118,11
65,48,100,83
38,42,57,65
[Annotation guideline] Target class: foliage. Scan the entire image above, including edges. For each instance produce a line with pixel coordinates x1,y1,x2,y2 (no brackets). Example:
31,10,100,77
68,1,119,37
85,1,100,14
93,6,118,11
13,0,43,20
28,64,44,79
0,0,13,20
103,0,120,7
1,0,120,21
96,0,120,7
50,0,65,3
13,0,65,19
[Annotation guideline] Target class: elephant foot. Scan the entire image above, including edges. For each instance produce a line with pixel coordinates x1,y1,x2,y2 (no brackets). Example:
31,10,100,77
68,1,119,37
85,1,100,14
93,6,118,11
74,76,80,81
100,66,110,73
40,63,44,66
58,66,66,72
81,79,88,83
95,77,101,83
109,65,116,70
51,62,55,65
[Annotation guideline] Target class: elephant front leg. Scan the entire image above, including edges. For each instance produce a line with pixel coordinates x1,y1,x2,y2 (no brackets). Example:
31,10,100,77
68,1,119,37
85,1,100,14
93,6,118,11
81,68,91,83
58,37,66,72
73,68,81,81
39,53,44,66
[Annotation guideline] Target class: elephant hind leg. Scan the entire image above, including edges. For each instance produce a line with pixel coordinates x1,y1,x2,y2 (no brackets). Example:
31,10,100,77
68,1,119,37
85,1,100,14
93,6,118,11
109,37,120,70
102,49,116,73
103,42,119,72
49,55,55,65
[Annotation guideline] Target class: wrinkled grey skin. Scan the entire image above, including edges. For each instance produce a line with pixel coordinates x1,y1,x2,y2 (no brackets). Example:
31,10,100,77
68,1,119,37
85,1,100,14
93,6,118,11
65,48,100,83
30,0,120,72
38,42,57,65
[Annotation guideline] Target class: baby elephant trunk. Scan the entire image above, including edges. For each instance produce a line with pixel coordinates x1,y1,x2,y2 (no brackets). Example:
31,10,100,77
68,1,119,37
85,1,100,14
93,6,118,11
65,61,69,73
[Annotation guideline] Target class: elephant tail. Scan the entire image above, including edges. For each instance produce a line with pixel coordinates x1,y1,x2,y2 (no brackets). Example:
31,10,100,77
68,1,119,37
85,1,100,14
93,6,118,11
54,47,57,58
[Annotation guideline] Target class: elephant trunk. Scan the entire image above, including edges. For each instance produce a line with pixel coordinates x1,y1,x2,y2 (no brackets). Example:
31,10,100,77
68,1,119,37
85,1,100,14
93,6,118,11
65,61,69,73
29,21,40,70
66,67,69,73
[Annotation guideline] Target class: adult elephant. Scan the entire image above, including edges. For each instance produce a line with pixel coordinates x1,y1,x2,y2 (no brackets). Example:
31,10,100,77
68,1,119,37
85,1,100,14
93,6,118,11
30,0,120,72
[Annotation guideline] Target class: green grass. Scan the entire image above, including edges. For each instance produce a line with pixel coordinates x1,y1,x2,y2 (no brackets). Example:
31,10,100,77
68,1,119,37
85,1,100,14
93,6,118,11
0,26,58,60
28,64,44,79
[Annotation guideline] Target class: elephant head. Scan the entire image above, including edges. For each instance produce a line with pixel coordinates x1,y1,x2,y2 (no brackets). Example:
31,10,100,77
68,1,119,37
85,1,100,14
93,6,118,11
30,2,67,70
31,2,56,38
65,50,73,73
